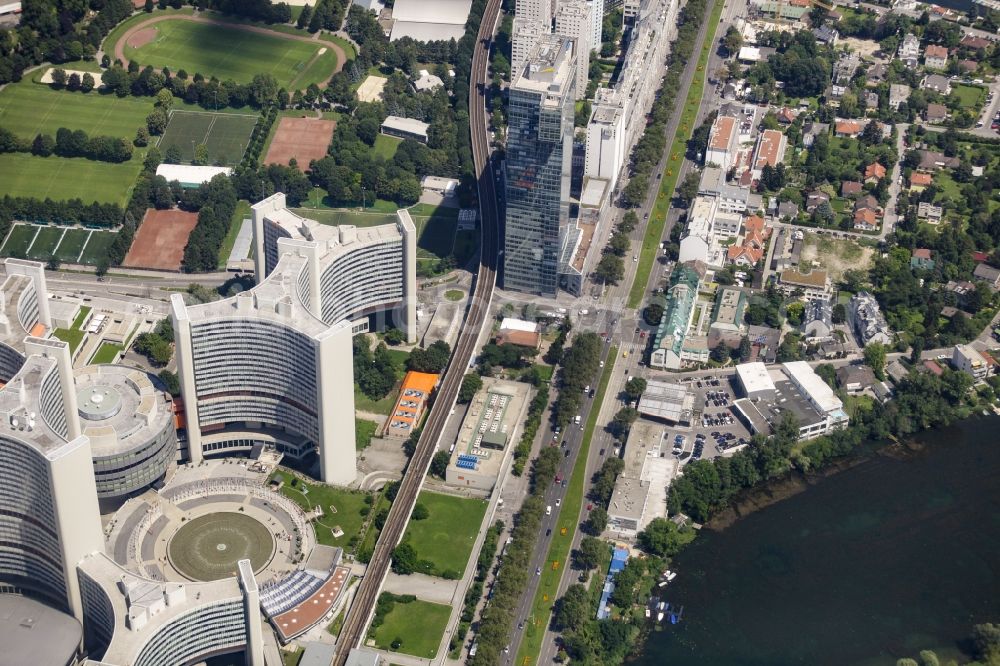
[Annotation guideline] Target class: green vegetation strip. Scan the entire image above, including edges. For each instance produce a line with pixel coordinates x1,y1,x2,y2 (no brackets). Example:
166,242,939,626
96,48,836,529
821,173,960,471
627,0,724,309
516,344,618,666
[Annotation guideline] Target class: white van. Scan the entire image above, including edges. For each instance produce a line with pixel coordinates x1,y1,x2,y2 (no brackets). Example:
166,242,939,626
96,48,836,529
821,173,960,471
574,415,582,425
546,505,552,516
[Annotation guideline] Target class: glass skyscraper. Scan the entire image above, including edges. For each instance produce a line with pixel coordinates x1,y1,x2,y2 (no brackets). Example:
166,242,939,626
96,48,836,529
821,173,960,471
504,36,576,296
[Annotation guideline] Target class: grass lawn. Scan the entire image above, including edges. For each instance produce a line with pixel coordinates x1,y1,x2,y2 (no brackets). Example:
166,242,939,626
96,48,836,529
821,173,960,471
122,19,331,89
627,0,724,309
403,491,487,578
517,346,618,666
409,205,459,259
0,224,38,258
270,469,373,549
354,383,401,415
951,84,985,109
356,418,378,450
26,226,64,261
217,200,252,269
71,306,92,330
935,171,962,202
159,110,258,165
52,327,85,353
373,134,402,159
0,152,142,205
445,289,464,301
54,229,92,263
0,81,153,140
371,597,451,659
79,231,119,265
91,342,123,364
293,206,398,227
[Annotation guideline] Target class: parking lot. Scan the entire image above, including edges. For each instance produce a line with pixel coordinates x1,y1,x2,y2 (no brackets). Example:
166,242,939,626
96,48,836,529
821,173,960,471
660,372,753,465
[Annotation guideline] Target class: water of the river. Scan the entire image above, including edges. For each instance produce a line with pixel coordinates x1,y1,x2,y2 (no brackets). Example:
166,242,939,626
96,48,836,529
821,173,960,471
630,418,1000,665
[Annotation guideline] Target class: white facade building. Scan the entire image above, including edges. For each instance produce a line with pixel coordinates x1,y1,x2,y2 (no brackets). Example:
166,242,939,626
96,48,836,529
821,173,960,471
172,194,416,485
511,18,548,80
952,344,991,380
555,0,593,100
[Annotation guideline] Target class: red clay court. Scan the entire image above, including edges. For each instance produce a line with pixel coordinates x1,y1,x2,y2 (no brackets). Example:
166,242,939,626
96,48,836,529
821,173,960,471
264,116,336,168
123,208,199,271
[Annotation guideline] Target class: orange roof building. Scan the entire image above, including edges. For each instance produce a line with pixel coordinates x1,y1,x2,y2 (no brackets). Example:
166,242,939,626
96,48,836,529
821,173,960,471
835,120,864,136
910,172,932,189
864,162,886,182
384,370,439,438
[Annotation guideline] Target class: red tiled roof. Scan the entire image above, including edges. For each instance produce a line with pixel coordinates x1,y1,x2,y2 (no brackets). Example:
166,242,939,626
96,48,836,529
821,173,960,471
842,181,863,196
913,248,932,259
854,208,878,225
925,44,948,59
864,163,886,180
923,360,944,376
910,172,932,186
835,120,864,135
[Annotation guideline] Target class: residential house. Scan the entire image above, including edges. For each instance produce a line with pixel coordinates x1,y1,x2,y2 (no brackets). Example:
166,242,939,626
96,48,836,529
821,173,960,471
924,103,949,123
958,59,978,74
850,291,892,346
909,172,932,191
898,33,920,68
917,201,943,224
776,107,797,124
752,129,787,177
802,298,834,340
917,150,960,172
708,287,748,349
841,181,863,198
960,35,993,51
778,268,832,300
836,365,877,394
705,115,739,171
699,166,756,214
864,162,886,183
805,190,831,213
866,63,888,87
803,122,829,147
921,74,952,95
726,214,769,267
952,344,991,380
865,91,880,111
746,324,781,363
678,196,717,265
832,53,861,98
924,44,949,70
855,194,882,215
889,83,911,110
973,262,1000,290
853,208,880,231
945,280,976,307
813,24,839,45
910,248,935,270
834,119,865,137
777,201,799,220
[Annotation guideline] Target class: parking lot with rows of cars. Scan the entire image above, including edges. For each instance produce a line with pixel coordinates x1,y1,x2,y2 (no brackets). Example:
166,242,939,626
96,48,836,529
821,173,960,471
663,372,753,465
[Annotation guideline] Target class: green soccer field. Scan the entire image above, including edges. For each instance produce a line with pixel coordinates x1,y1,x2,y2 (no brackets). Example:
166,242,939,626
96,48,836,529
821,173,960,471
0,224,38,258
403,491,487,578
158,111,258,165
79,231,119,265
123,19,329,89
0,152,142,205
26,226,63,261
371,597,450,659
53,229,91,263
0,81,154,141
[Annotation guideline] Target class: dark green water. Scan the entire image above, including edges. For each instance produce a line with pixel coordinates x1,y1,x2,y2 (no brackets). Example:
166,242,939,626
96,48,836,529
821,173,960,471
631,419,1000,666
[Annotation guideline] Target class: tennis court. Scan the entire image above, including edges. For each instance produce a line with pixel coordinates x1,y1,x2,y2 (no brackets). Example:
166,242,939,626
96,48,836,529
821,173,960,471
158,110,258,165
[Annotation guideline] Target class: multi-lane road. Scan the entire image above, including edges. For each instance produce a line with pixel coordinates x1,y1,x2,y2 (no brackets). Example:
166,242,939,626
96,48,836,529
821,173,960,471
329,2,503,664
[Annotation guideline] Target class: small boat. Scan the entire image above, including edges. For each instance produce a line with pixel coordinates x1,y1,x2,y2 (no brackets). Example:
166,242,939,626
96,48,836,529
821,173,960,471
666,571,677,582
656,611,664,621
658,581,667,588
645,607,651,618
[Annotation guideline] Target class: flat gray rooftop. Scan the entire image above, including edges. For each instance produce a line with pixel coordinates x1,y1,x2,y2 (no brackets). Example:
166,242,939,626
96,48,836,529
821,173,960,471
0,594,82,666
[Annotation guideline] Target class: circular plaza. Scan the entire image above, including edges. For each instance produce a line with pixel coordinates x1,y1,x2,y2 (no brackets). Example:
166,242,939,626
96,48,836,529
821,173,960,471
107,460,317,585
168,512,275,582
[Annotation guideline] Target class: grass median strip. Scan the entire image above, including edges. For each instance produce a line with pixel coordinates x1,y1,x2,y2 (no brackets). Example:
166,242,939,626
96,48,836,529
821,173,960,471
627,0,724,310
515,344,618,666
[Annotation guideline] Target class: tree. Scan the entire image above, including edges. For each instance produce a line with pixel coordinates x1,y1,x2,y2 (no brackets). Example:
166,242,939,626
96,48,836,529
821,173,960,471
583,506,608,535
158,369,180,396
429,451,450,479
146,109,169,135
624,377,647,400
134,126,150,147
610,407,639,438
607,232,630,257
458,372,483,403
80,73,95,93
637,517,696,557
297,3,313,29
678,170,701,206
722,25,743,55
644,302,664,326
863,341,886,380
594,254,624,285
46,255,60,271
383,328,405,345
786,301,805,326
391,543,418,574
552,585,590,632
50,68,66,89
832,303,847,324
411,502,429,520
407,340,451,373
573,536,605,570
193,143,209,166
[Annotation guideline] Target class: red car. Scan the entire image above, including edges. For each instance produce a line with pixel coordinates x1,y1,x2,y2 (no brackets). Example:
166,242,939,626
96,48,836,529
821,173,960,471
555,474,562,484
586,503,593,511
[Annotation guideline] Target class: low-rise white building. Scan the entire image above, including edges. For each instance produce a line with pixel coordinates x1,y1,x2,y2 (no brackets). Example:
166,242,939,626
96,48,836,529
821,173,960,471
952,344,991,380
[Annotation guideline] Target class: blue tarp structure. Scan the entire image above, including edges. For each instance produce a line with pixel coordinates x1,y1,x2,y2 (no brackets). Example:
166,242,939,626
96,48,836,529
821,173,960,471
597,548,631,619
609,547,629,573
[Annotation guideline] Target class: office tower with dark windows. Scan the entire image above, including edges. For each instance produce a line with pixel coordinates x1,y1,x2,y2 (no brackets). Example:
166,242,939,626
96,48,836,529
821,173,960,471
504,35,576,296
